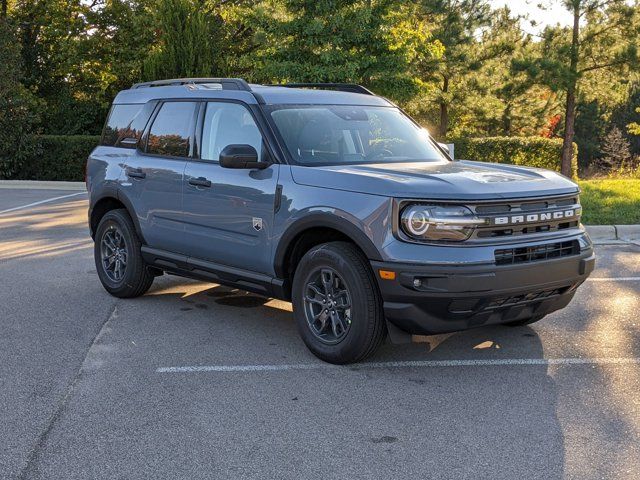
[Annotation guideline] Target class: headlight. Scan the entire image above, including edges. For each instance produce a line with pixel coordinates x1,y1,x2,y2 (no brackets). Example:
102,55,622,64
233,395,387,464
400,204,485,242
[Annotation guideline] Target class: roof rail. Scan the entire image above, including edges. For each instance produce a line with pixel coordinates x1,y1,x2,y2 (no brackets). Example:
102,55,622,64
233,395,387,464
131,78,252,91
269,83,375,96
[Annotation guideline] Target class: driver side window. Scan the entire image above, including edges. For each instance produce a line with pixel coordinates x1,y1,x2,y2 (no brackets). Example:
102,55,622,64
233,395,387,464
200,102,263,162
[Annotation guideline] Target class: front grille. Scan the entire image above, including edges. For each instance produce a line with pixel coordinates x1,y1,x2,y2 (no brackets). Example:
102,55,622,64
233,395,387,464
494,240,579,265
475,220,579,238
470,195,581,240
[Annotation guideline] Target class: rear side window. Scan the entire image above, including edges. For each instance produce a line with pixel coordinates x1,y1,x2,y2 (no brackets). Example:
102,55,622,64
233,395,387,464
146,102,197,157
101,104,144,147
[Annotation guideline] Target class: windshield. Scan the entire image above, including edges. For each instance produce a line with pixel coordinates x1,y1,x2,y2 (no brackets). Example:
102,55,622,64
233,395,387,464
268,105,448,166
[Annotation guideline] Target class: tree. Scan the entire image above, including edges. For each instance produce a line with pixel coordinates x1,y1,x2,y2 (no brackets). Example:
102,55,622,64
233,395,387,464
143,0,218,80
452,7,556,138
599,126,634,170
629,108,640,136
574,99,608,167
515,0,640,176
414,0,492,138
0,18,38,178
244,0,439,102
12,0,106,133
82,0,156,93
4,0,639,157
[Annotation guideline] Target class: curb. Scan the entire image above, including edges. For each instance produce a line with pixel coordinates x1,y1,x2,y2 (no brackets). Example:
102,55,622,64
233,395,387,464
0,180,86,191
585,225,640,244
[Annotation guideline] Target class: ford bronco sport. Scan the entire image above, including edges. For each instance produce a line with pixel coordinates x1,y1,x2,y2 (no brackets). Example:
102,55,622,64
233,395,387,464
86,78,595,364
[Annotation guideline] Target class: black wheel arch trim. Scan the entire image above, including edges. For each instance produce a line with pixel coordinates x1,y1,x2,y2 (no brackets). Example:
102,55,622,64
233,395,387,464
89,186,146,244
273,212,383,278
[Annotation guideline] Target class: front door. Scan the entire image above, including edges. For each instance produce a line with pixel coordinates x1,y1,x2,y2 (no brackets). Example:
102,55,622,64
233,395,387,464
182,101,279,275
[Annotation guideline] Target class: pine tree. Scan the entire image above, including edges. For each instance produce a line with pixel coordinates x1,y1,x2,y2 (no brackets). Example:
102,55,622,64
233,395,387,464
514,0,640,177
143,0,217,80
414,0,493,138
599,126,633,171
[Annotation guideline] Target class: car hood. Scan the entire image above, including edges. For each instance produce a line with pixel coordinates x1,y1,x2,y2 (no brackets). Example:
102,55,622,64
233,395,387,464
290,160,579,200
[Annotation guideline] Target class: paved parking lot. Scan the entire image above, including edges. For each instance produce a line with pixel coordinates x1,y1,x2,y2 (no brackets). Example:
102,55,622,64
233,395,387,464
1,187,639,479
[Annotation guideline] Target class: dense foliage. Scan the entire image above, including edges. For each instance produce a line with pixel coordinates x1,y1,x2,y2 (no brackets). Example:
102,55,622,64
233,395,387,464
13,135,100,181
452,136,578,178
143,0,219,80
0,19,38,178
1,0,639,178
242,0,439,101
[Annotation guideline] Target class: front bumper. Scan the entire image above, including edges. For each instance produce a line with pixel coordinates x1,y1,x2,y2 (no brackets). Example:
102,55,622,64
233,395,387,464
372,247,595,335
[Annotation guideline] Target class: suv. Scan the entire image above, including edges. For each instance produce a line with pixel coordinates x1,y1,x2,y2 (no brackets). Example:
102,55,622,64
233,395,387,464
87,78,595,364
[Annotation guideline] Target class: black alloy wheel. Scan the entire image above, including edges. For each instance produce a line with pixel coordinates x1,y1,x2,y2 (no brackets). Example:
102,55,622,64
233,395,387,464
100,225,128,282
303,267,353,345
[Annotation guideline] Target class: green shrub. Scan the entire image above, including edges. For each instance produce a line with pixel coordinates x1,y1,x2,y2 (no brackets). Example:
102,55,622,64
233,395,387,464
450,136,578,179
12,135,100,181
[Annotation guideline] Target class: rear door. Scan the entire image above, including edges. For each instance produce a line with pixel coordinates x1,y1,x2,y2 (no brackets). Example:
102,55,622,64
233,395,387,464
121,100,198,254
182,101,280,275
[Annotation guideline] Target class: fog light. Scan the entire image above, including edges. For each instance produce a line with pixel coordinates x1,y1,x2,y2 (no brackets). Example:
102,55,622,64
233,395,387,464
413,278,422,288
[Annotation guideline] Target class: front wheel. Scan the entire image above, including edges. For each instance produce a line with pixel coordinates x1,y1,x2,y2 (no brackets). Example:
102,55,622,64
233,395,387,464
94,209,155,298
292,242,386,364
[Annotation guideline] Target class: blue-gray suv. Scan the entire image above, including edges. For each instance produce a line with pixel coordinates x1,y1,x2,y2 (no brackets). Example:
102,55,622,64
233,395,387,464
86,78,595,364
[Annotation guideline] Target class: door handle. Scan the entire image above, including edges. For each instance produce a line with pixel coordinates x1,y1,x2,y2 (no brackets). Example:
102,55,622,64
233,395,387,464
188,177,212,188
126,168,146,179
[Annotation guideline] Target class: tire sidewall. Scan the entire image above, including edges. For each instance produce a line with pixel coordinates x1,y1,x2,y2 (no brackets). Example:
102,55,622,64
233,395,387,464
94,211,141,295
292,244,379,363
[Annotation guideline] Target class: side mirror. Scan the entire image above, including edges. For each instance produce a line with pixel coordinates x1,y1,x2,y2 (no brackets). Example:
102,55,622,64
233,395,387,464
219,144,267,169
438,142,450,154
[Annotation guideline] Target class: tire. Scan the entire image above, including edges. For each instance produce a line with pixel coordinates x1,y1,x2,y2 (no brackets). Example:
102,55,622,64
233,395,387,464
94,208,155,298
504,314,546,327
292,241,386,364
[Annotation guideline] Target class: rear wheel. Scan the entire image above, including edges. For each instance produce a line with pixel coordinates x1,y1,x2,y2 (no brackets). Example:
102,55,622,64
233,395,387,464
504,314,546,327
94,209,155,298
292,242,386,364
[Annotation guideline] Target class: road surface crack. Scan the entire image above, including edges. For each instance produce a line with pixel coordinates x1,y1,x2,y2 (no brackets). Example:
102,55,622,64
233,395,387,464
17,301,119,480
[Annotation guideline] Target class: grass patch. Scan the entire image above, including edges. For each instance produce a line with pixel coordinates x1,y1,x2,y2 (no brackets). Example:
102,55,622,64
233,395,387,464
578,179,640,225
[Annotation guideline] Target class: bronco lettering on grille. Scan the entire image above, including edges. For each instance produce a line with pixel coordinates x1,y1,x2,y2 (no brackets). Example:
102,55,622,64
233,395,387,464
493,209,579,226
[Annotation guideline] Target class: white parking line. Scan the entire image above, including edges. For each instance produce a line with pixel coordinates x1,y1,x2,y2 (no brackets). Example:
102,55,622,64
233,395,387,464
0,192,86,215
157,357,640,373
587,277,640,282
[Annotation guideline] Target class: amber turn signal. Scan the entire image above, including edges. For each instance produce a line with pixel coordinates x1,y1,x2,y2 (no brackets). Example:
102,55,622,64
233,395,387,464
378,270,396,280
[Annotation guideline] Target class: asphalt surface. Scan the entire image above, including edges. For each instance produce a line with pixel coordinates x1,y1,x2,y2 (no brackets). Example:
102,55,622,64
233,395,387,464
1,188,639,480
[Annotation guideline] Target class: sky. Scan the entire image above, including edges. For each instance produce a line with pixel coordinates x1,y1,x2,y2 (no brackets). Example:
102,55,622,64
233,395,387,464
489,0,575,33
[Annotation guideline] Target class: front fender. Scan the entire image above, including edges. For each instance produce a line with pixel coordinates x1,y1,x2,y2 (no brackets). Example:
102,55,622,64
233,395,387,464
273,204,390,278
